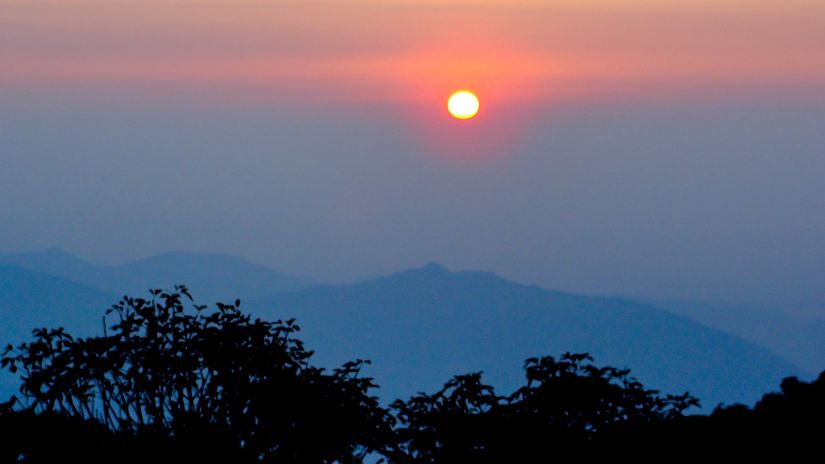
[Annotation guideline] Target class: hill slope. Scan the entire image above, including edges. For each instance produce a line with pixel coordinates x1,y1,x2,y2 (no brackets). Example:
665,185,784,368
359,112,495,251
654,299,824,374
246,263,805,409
0,249,312,302
0,265,116,400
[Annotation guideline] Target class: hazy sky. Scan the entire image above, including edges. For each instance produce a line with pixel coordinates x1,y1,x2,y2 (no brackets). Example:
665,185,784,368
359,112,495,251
1,1,824,313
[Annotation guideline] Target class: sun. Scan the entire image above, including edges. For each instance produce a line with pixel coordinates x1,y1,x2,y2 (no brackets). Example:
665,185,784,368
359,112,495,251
447,90,480,120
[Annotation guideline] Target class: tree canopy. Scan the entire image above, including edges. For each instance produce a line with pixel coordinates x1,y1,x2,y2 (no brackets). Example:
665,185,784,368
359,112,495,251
0,286,821,462
1,287,392,463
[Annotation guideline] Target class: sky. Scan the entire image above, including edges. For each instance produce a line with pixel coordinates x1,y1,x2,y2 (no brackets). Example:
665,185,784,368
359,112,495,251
1,0,824,314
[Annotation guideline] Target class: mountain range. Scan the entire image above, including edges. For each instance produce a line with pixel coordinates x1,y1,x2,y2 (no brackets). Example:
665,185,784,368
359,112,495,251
0,248,312,302
653,299,824,374
0,265,116,397
245,263,805,408
0,249,815,410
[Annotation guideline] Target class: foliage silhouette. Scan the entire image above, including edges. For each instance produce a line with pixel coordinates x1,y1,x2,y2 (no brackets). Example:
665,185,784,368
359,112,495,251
387,355,823,461
617,370,825,458
388,353,699,462
0,286,821,462
1,286,392,463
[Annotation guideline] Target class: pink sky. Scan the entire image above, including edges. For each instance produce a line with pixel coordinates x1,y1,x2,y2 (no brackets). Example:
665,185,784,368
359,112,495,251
2,0,824,106
2,2,825,310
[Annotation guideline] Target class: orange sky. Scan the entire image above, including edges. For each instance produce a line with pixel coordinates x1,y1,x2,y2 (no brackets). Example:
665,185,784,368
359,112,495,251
2,0,824,105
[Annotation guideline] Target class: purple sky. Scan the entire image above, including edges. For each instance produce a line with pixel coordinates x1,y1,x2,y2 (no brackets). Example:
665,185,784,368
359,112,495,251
1,1,824,315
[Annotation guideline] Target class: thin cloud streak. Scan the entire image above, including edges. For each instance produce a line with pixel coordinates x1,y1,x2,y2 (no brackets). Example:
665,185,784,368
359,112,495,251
1,1,824,105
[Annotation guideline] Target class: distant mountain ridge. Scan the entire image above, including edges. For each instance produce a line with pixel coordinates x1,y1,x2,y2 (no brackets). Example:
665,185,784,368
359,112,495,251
245,263,806,409
0,251,314,400
653,299,824,374
0,265,116,399
0,254,809,410
0,248,314,302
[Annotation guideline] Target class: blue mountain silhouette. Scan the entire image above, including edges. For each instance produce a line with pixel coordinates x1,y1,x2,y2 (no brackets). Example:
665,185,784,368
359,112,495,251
246,263,805,409
0,248,312,301
0,257,806,410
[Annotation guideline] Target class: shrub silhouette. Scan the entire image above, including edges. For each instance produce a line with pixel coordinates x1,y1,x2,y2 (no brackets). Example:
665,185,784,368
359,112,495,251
388,355,823,461
1,287,392,463
627,371,825,458
388,353,699,462
1,286,821,462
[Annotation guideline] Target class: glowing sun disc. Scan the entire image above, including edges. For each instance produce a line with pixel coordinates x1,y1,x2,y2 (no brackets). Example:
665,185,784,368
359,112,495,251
447,90,480,120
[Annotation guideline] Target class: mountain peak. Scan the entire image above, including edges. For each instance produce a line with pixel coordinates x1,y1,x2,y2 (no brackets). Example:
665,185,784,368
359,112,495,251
246,265,803,409
418,262,449,274
0,247,94,271
351,262,455,289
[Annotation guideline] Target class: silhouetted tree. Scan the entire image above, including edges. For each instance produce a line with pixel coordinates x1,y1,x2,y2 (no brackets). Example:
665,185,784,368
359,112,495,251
2,286,821,462
1,287,392,463
625,371,825,459
388,353,699,462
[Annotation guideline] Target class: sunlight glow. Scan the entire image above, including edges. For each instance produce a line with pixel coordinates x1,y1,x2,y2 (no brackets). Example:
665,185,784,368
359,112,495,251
447,91,480,120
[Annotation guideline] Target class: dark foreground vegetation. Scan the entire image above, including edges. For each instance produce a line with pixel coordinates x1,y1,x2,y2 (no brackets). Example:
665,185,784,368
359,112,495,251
0,288,821,462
